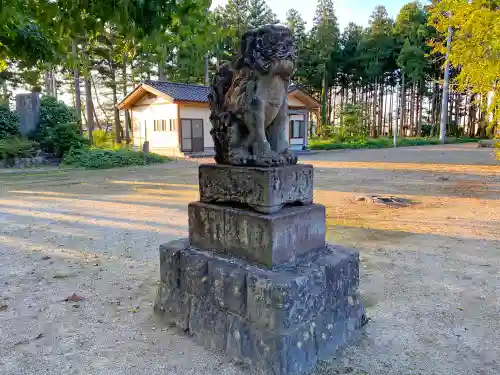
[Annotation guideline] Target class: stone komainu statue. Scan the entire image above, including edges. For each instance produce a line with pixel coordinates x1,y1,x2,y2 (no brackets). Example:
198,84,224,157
208,25,298,167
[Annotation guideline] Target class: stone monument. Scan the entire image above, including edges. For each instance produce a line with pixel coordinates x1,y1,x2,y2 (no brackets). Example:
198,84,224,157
15,93,41,136
154,25,365,375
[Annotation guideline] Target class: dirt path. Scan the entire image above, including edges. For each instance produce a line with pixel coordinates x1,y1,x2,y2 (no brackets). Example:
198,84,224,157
0,144,498,375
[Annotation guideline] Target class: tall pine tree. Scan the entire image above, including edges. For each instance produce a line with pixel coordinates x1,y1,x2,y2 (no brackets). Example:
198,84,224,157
247,0,278,28
311,0,340,126
286,8,307,50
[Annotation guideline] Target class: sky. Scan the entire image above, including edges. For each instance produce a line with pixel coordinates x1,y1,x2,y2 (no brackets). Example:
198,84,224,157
210,0,411,31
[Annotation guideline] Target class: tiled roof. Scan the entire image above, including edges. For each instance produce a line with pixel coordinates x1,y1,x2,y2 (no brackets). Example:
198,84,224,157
144,80,211,103
143,80,298,103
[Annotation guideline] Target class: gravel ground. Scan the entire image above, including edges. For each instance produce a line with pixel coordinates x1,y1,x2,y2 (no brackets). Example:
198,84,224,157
0,143,499,375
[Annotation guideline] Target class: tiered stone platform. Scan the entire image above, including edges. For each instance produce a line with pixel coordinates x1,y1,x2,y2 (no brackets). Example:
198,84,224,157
154,164,365,375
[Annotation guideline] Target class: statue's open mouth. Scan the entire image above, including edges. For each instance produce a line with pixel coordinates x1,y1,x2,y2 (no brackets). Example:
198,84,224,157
273,41,297,61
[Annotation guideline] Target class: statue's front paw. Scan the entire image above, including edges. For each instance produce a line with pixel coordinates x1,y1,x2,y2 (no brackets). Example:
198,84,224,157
252,141,281,167
229,148,250,165
280,149,298,165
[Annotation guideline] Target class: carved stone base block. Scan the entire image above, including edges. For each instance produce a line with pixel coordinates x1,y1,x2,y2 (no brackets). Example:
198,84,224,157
154,240,365,375
188,201,326,268
198,163,313,213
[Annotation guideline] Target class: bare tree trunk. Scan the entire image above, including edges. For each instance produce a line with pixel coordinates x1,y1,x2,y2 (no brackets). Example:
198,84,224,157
321,65,328,126
111,69,122,143
435,84,442,134
409,83,415,136
332,87,336,126
327,87,333,125
372,81,378,137
378,83,383,137
122,53,130,144
340,86,344,126
468,93,476,137
44,71,52,96
51,69,57,99
90,74,110,126
400,73,406,137
395,83,399,137
84,77,94,144
476,94,487,137
363,86,370,134
448,91,454,133
417,84,423,136
72,40,82,134
440,25,452,142
383,84,388,135
158,62,166,80
389,85,394,136
430,82,437,128
82,46,94,145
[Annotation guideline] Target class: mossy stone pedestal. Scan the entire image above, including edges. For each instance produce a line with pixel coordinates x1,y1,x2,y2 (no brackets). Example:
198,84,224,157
154,164,365,375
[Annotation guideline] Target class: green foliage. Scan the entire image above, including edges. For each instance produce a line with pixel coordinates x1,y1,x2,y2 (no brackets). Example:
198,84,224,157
309,137,478,150
32,96,82,156
62,147,169,169
286,9,307,51
92,129,115,149
39,96,77,135
446,122,465,138
0,136,37,159
420,123,433,137
430,0,500,138
338,104,368,140
247,0,278,28
50,122,88,158
0,104,20,139
211,0,278,60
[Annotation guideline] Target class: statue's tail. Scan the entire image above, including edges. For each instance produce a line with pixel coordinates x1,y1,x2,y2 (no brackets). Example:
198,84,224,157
208,63,234,164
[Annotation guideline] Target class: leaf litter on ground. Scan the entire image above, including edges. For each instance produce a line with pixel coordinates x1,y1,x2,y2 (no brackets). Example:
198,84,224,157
63,293,85,302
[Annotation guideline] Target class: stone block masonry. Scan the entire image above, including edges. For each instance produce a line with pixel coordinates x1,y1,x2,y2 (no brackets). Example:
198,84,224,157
154,241,365,375
155,161,365,375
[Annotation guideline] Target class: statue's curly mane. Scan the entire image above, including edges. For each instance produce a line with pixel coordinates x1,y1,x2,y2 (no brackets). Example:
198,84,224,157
208,25,295,165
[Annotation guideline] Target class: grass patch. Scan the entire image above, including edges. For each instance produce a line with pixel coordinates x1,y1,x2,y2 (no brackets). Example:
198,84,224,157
309,137,479,150
62,147,169,169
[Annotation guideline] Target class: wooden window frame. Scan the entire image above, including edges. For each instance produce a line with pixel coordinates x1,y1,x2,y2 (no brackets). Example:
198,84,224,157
289,119,305,139
154,119,177,132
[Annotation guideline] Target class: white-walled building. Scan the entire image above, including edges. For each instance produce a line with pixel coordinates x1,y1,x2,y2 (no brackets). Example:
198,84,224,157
118,81,319,157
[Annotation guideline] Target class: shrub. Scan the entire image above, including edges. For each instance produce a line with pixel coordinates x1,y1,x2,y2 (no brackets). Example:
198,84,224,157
93,129,115,149
34,121,87,157
0,105,20,139
33,96,80,155
50,122,88,157
420,123,433,137
338,104,368,140
319,124,336,140
447,123,465,138
62,147,169,169
0,136,37,159
309,136,478,150
39,96,77,134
